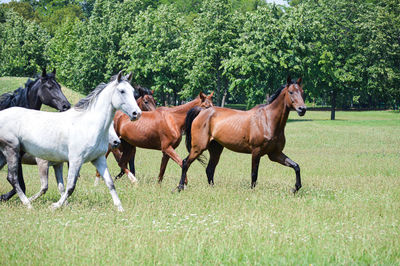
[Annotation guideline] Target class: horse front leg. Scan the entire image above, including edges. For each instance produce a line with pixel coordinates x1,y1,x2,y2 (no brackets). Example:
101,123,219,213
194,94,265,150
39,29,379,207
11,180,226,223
92,156,124,212
268,152,302,194
28,158,49,202
51,158,82,210
117,144,137,184
94,147,112,186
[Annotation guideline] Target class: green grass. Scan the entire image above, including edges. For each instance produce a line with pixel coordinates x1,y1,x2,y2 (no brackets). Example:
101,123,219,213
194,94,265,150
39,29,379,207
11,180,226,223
0,77,400,264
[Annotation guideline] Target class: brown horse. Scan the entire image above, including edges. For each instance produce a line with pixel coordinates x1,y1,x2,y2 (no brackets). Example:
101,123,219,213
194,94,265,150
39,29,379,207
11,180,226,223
177,77,306,193
97,91,214,184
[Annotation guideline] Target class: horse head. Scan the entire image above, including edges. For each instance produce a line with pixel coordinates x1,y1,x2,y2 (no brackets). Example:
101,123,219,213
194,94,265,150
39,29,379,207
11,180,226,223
112,71,142,121
134,85,156,111
199,91,214,108
284,77,306,116
37,68,71,111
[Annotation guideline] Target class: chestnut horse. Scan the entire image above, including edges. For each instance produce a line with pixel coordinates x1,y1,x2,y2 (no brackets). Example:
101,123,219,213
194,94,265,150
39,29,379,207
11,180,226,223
177,77,306,193
96,92,214,184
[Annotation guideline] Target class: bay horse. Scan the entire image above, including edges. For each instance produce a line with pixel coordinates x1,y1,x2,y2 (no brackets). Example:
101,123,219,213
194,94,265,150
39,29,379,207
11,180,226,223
0,71,141,211
177,77,306,193
0,68,71,201
95,91,214,184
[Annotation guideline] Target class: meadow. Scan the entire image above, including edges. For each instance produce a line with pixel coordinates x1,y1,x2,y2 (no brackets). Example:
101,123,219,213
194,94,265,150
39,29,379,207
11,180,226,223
0,77,399,264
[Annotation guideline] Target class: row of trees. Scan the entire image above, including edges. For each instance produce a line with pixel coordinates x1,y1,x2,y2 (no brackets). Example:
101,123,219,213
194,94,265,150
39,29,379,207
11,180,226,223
0,0,399,119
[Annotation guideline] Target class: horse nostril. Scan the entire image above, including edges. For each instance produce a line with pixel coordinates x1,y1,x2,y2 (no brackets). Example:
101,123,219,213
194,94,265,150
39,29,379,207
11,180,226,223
132,111,137,117
63,104,71,111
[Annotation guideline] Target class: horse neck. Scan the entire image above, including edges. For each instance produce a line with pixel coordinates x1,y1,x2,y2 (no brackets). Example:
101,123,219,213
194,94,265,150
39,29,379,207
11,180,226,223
265,91,290,134
26,80,42,110
168,97,201,129
87,88,115,132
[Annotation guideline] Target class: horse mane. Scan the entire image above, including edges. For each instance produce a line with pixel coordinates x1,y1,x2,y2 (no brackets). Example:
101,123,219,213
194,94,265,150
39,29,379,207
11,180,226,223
74,82,109,111
265,79,298,106
0,78,37,110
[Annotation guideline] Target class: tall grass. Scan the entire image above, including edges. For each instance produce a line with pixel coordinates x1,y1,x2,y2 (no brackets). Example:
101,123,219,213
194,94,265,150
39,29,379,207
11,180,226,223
0,78,399,264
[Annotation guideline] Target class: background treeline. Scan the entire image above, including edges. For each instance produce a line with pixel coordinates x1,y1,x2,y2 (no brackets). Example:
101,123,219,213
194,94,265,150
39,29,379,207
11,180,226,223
0,0,399,118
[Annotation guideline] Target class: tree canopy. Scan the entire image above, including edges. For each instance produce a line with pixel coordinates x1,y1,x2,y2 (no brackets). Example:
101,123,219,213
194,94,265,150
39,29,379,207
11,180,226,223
0,0,399,118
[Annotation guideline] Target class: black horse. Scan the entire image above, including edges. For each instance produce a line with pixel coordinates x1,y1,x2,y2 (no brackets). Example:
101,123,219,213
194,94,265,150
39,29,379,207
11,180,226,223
0,68,71,201
0,69,71,111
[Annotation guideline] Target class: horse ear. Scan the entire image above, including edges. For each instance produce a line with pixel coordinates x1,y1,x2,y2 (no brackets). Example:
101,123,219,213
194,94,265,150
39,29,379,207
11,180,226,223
52,69,56,75
126,72,133,83
42,68,47,77
151,90,154,95
199,91,206,101
296,77,302,85
286,76,292,85
209,91,214,97
117,71,123,83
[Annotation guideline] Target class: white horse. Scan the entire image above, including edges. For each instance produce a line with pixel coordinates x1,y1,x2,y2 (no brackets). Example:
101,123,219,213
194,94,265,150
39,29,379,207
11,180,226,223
13,125,121,203
0,71,141,211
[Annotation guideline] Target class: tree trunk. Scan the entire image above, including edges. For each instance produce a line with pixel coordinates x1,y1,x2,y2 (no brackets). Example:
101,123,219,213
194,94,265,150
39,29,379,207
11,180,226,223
331,90,337,120
221,88,227,107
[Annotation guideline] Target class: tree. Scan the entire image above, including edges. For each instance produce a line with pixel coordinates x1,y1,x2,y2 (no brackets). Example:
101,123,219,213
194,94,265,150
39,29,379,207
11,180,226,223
120,4,188,105
0,10,49,76
180,0,239,106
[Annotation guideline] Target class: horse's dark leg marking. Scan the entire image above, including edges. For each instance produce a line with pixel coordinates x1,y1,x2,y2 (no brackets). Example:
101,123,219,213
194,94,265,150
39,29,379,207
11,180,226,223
268,152,302,193
128,155,135,176
0,156,24,201
158,153,170,183
3,147,31,207
251,153,261,188
206,140,224,185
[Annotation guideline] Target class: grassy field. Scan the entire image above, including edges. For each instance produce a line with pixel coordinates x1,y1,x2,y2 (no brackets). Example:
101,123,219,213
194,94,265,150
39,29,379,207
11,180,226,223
0,78,400,264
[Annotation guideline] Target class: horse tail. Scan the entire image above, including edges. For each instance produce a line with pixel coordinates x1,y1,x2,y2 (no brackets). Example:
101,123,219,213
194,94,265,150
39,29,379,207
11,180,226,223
184,106,203,153
184,106,207,166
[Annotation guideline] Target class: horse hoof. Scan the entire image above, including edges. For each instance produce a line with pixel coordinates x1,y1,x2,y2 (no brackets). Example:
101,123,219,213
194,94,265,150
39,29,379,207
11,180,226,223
291,187,297,194
116,205,124,212
26,203,33,210
50,203,60,211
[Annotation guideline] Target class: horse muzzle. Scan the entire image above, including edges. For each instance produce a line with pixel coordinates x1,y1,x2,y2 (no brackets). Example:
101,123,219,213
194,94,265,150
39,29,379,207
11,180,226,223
111,139,121,149
130,110,142,121
296,106,307,116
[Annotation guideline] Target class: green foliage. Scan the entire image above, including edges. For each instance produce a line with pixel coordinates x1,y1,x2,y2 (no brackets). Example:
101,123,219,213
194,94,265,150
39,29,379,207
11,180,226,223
120,4,188,104
180,0,239,106
0,10,50,76
1,0,398,110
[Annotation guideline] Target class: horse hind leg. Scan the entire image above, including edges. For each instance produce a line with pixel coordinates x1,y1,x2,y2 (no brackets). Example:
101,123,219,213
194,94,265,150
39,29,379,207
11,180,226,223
160,146,182,184
51,158,82,210
0,154,25,202
206,140,224,186
268,152,302,194
2,146,32,208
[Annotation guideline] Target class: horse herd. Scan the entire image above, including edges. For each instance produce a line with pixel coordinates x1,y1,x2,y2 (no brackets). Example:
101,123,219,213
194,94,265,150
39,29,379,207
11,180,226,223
0,69,306,211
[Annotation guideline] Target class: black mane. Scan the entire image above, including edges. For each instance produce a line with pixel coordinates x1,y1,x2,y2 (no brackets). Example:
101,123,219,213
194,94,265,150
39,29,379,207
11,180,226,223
0,78,38,110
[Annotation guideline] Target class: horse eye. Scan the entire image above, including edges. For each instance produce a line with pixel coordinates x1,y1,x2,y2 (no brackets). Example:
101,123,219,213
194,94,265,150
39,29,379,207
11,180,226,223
289,91,293,95
121,90,125,94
